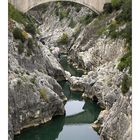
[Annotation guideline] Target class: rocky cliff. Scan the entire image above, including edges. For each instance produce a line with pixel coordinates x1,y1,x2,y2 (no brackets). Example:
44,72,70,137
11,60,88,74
29,2,131,140
8,7,67,139
9,1,132,140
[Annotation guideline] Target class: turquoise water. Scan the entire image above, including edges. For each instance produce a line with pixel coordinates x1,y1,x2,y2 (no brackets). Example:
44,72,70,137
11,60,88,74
14,54,101,140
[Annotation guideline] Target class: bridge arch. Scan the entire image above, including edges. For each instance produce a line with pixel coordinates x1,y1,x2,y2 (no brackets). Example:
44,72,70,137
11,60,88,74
9,0,111,14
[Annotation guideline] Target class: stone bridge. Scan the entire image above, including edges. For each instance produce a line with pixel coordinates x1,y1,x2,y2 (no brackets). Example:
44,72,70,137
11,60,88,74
9,0,111,13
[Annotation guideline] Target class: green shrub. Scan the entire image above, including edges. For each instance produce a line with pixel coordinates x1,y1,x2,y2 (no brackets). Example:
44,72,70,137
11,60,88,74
115,0,131,22
17,41,24,54
111,0,123,10
119,22,132,47
80,13,97,25
39,88,48,101
69,18,77,28
117,50,132,74
59,9,69,20
8,3,30,25
75,5,81,12
109,30,118,39
108,23,119,39
55,8,59,16
107,0,132,75
25,23,36,35
30,76,36,84
58,33,69,45
97,26,106,36
13,28,25,42
121,74,131,95
26,49,32,56
27,38,34,50
26,38,34,56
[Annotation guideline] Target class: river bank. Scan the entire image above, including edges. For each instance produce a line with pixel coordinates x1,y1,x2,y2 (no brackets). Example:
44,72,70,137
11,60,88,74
15,53,101,140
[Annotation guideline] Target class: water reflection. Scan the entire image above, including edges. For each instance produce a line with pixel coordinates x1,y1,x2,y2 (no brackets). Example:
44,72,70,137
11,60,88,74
65,100,100,124
56,124,99,140
14,54,101,140
15,116,65,140
65,100,85,116
15,80,101,140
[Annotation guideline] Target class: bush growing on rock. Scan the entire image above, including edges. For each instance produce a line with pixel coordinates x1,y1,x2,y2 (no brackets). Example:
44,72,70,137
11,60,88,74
121,74,131,94
39,88,48,101
8,3,30,25
80,13,97,25
115,0,131,23
17,41,24,54
25,23,36,36
13,28,25,42
55,8,59,16
27,38,34,50
26,49,32,56
97,26,106,36
106,0,131,74
116,0,132,74
111,0,123,10
57,33,69,45
30,76,36,84
117,50,132,74
75,4,81,12
69,18,77,28
108,22,119,39
59,9,69,20
26,38,34,56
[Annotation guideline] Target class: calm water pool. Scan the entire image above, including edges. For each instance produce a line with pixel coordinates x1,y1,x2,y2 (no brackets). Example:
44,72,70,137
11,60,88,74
14,54,101,140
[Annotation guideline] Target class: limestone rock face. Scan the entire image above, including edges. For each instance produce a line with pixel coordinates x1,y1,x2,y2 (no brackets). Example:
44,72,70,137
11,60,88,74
69,38,131,140
99,93,132,140
8,22,66,140
29,3,131,140
38,41,65,81
60,10,132,140
9,2,132,140
90,61,131,140
28,2,94,56
9,71,65,134
68,13,125,71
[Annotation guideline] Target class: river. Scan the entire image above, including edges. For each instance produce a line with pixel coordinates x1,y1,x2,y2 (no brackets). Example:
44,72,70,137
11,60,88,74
15,54,101,140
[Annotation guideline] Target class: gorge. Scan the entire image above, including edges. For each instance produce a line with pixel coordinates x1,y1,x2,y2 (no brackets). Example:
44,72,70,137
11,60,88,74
8,1,132,140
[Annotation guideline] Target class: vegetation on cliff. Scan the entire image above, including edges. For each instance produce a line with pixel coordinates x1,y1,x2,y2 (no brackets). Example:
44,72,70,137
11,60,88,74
110,0,132,74
9,3,39,56
57,33,69,45
101,0,132,94
9,3,30,25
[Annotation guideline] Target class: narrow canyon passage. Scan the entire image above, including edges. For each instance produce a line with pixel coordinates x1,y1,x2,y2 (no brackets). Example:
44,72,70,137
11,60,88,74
15,54,101,140
9,1,132,140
